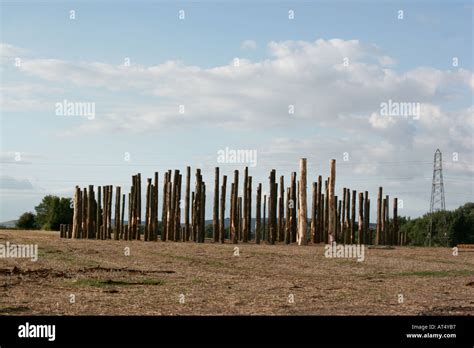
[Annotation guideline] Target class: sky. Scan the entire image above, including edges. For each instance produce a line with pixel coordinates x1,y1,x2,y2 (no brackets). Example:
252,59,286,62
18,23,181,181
0,0,473,222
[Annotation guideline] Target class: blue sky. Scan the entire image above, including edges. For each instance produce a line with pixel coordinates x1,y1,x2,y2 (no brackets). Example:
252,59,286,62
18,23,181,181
1,0,473,222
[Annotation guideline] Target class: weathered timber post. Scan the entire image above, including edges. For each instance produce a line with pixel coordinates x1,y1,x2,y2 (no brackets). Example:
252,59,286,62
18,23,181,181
298,158,308,245
145,179,151,241
219,175,227,243
290,172,297,243
232,170,239,244
191,191,196,241
328,159,336,244
200,182,206,243
393,197,398,245
342,187,347,243
363,191,369,244
185,167,191,241
247,176,252,241
385,195,390,245
376,187,382,245
161,172,169,241
324,180,329,243
136,174,141,240
350,190,356,244
121,193,125,240
311,182,317,243
285,187,291,244
269,169,277,244
337,198,341,242
230,183,234,242
263,194,267,242
115,186,121,240
278,176,285,242
126,193,131,240
153,172,159,241
213,167,220,243
381,196,386,245
357,192,363,244
237,196,242,243
256,183,262,244
242,167,248,242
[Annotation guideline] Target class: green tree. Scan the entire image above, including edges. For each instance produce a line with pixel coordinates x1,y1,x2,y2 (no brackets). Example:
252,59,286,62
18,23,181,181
34,195,73,231
16,212,38,230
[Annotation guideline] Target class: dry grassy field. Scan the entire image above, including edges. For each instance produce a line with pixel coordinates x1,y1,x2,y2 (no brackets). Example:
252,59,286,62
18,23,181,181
0,229,473,315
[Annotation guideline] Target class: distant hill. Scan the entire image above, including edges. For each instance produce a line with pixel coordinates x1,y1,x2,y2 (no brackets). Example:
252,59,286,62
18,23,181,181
0,220,17,228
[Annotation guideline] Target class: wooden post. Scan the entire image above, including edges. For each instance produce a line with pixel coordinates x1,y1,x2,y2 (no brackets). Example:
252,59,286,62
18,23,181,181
230,183,234,242
213,167,220,242
364,191,369,244
161,172,169,241
328,159,336,244
247,176,252,242
115,186,121,240
243,167,248,242
126,193,131,240
278,176,284,242
350,190,356,244
285,187,291,244
381,197,386,245
175,174,182,241
341,187,346,243
358,192,363,244
145,179,152,241
324,180,329,243
385,195,390,245
137,174,141,240
191,191,196,241
237,196,242,243
376,187,382,245
337,198,341,242
316,176,322,243
269,169,276,244
200,182,206,243
393,197,398,246
263,194,267,242
121,193,125,240
153,172,159,241
311,182,317,243
367,198,371,244
297,158,308,245
219,175,227,243
256,183,262,244
185,166,191,241
232,170,239,244
290,172,297,243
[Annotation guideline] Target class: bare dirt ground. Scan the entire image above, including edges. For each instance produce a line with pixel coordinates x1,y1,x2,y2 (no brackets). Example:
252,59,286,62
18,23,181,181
0,229,473,315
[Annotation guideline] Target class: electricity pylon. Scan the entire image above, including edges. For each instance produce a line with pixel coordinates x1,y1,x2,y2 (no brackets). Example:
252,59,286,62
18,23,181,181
428,149,446,246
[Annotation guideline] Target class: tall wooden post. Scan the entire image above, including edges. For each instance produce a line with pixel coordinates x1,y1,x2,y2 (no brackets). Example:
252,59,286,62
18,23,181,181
247,176,252,241
381,197,386,245
256,183,262,244
219,175,227,243
376,187,382,245
200,182,206,243
269,169,277,244
350,190,356,244
162,172,169,241
121,193,125,240
262,194,266,242
115,186,121,240
278,176,284,242
358,192,363,244
137,174,141,240
242,167,248,242
213,167,220,242
298,159,308,245
290,172,297,243
185,166,191,241
311,182,317,243
385,195,390,245
153,172,159,241
285,187,291,244
393,197,398,246
231,170,239,244
317,176,322,243
328,159,336,244
364,191,369,244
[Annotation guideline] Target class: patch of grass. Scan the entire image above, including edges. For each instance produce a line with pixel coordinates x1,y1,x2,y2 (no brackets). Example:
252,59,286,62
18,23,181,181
71,278,165,287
